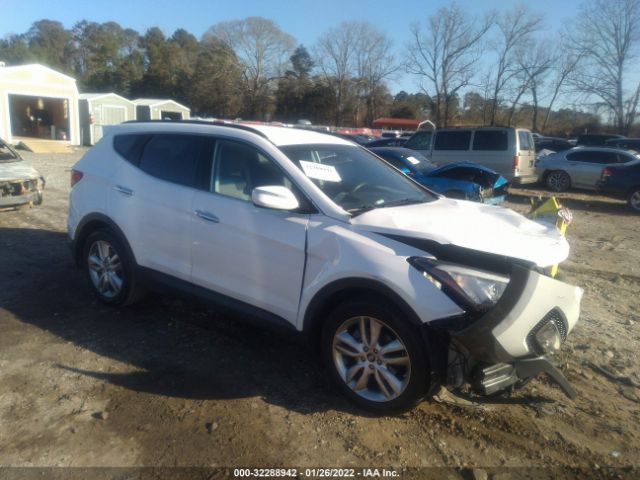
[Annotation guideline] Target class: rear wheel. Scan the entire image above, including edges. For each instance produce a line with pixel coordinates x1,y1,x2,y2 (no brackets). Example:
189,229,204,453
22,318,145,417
83,229,141,305
321,298,430,413
628,187,640,213
545,170,571,192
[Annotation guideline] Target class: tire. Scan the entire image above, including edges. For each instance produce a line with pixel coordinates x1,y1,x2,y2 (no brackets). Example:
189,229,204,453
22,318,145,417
82,229,141,306
545,170,571,192
321,297,430,414
628,187,640,213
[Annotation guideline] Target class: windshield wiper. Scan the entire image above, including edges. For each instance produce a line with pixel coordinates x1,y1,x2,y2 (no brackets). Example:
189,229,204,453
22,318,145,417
347,205,378,216
381,198,425,208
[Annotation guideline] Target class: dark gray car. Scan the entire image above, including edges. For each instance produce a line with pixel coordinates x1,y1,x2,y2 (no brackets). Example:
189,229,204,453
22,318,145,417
536,147,639,192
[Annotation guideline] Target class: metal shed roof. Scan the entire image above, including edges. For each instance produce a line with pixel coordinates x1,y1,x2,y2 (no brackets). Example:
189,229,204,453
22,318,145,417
132,98,190,110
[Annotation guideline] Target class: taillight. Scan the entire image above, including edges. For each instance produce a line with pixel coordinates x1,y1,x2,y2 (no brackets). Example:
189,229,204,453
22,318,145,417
71,169,83,187
513,155,519,172
601,167,612,178
89,113,94,125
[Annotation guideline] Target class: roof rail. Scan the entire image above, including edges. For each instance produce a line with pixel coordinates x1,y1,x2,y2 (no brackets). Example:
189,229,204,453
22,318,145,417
122,119,270,140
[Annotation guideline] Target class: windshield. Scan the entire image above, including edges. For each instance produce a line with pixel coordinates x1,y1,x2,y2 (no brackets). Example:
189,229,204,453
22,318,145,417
0,142,21,163
279,144,437,215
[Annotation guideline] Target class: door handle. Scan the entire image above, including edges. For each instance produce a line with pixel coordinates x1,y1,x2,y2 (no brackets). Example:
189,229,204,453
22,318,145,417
113,185,133,196
195,209,219,223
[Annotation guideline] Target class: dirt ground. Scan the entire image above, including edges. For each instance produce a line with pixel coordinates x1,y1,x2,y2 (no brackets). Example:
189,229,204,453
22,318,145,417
1,149,639,478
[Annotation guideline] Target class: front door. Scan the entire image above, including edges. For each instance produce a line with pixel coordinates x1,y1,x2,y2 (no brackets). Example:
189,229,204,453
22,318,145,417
191,139,308,324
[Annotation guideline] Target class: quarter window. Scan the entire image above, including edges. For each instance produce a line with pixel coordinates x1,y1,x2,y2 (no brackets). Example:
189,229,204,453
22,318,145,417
434,131,471,151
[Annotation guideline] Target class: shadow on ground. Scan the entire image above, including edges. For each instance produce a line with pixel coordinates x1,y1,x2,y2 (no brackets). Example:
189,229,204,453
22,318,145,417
1,226,557,415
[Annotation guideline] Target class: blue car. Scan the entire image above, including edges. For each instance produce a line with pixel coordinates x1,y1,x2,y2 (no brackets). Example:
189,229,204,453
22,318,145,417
369,147,509,204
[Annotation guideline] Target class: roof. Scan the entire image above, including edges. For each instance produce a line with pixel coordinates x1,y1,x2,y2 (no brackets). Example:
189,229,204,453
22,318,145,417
372,117,421,128
132,98,190,110
0,63,77,83
109,121,353,147
79,92,133,103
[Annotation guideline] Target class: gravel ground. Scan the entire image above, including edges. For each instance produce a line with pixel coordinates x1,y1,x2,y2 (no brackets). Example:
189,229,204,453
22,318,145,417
0,149,639,478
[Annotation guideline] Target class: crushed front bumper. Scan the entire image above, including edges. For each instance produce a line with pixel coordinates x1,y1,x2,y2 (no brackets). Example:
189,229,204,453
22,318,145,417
450,265,583,398
0,177,44,207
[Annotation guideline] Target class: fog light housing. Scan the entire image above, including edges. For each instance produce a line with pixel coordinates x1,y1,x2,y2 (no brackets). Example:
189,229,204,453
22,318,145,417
534,321,562,355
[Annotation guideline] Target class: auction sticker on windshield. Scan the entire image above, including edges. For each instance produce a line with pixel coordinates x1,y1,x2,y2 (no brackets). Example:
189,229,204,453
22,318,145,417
406,156,421,165
299,161,341,182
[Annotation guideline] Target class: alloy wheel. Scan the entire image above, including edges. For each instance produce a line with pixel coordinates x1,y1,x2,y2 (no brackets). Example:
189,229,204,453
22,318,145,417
87,240,123,298
547,171,570,192
332,316,411,402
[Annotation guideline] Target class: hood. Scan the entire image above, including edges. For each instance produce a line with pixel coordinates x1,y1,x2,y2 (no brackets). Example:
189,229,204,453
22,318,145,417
350,198,569,268
0,162,42,183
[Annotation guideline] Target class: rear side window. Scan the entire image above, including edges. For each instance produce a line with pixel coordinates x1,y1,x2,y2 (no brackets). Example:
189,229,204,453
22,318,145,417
434,131,471,151
472,130,508,151
113,134,152,164
567,151,616,164
518,131,533,151
139,134,210,187
405,131,432,150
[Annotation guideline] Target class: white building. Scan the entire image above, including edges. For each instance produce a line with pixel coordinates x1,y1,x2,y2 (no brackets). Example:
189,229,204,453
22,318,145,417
133,98,190,121
0,64,80,145
79,93,136,145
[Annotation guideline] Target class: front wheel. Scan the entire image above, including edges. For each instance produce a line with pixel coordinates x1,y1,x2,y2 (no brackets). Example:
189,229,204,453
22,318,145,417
545,170,571,192
321,298,430,413
628,187,640,213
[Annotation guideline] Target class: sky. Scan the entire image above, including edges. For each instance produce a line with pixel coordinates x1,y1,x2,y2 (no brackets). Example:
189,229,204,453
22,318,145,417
2,0,583,93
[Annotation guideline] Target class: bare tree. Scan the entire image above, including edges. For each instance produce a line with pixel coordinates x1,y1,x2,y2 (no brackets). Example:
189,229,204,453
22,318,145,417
509,40,554,129
568,0,640,134
406,4,493,127
205,17,295,119
487,6,544,125
541,41,582,133
315,21,396,126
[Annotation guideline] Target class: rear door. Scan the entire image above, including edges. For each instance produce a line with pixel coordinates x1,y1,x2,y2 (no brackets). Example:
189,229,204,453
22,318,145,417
431,130,472,166
190,138,309,324
470,129,510,176
565,150,617,189
109,133,212,281
517,130,536,178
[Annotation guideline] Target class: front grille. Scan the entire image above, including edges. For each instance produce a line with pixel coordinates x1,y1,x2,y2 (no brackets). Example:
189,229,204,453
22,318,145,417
526,308,567,355
1,179,38,198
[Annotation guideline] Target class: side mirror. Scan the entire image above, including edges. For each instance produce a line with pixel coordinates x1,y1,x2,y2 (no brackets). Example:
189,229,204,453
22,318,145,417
251,186,300,211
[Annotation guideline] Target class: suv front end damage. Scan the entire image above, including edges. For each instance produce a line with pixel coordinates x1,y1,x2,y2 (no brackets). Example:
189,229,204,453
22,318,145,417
410,258,583,399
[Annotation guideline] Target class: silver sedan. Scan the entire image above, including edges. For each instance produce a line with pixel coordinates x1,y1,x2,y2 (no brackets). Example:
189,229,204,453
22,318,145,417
536,147,640,192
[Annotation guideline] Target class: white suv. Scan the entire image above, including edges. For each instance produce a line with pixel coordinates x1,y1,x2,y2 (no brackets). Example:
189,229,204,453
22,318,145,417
68,121,583,413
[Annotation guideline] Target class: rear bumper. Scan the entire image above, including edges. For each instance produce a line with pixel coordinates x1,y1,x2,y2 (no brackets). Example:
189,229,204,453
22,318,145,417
510,174,539,185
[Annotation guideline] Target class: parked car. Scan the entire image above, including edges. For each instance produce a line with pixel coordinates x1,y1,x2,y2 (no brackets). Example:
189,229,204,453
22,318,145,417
0,138,45,209
536,147,639,192
330,132,377,145
597,162,640,212
365,137,407,148
404,127,537,184
68,121,583,412
369,147,508,204
604,137,640,151
575,133,625,147
534,136,573,154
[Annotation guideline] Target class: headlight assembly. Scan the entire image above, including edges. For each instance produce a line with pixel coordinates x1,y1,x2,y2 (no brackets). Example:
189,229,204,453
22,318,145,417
408,257,509,312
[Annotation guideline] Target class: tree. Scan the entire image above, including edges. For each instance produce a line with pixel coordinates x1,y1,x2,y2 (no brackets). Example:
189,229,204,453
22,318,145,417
406,4,493,127
205,17,295,119
24,20,74,72
487,6,544,125
568,0,640,134
190,37,243,117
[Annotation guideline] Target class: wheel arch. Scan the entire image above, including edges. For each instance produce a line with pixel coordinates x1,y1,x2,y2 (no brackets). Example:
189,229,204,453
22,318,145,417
72,213,137,268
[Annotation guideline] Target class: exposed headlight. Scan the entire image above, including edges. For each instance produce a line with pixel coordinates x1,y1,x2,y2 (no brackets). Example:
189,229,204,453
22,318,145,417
408,257,509,311
534,321,562,354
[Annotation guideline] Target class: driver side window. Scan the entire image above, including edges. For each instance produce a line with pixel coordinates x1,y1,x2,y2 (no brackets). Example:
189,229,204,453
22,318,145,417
212,140,293,202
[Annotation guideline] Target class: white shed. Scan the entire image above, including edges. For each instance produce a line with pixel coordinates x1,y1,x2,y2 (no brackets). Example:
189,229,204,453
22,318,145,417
133,98,190,121
0,64,80,145
79,93,135,145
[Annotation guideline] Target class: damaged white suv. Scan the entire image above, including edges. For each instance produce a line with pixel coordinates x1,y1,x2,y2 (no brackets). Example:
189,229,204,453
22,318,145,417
68,121,583,412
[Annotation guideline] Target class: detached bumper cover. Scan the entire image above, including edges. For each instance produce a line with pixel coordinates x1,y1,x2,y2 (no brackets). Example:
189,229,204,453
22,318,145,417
451,265,583,398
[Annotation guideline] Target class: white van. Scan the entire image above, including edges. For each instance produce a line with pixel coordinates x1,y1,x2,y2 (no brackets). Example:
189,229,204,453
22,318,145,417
405,127,537,184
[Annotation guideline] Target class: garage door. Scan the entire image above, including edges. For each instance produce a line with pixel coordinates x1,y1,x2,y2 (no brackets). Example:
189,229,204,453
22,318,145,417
94,105,127,143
